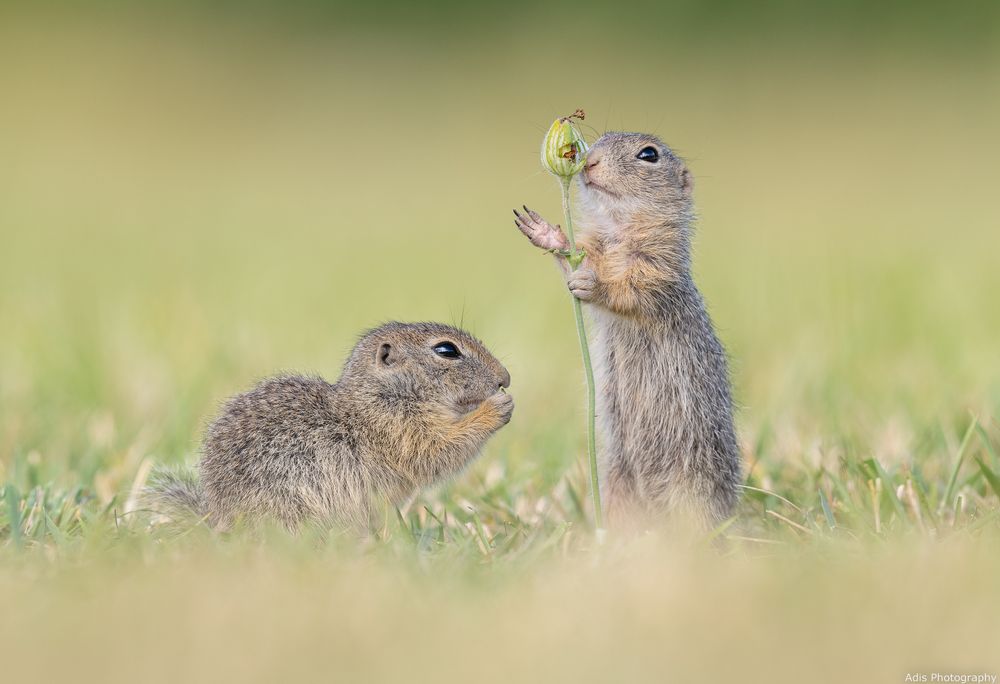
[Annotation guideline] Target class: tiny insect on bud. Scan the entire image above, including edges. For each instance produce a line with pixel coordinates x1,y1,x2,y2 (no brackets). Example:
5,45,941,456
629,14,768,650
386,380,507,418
541,110,588,178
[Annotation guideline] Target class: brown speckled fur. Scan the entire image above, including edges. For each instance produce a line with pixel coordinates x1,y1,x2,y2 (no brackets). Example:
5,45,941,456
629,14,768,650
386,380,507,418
515,132,741,530
147,322,513,529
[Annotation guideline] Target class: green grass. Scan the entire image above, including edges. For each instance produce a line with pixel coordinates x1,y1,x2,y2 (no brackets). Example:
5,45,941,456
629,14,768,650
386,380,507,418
2,9,1000,683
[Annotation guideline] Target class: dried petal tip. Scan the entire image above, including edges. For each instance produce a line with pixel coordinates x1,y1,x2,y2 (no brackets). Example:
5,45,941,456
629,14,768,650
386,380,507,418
541,110,588,178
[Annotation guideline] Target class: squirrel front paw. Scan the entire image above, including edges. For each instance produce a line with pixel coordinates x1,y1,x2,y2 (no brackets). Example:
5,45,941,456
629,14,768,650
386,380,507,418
567,268,597,302
486,392,515,427
513,206,570,252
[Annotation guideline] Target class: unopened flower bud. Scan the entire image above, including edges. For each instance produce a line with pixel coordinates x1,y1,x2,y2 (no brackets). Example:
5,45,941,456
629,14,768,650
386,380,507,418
540,110,588,178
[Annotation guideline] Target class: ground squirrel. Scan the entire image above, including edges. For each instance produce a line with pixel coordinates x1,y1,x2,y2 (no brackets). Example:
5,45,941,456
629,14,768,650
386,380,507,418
147,322,513,529
514,132,740,529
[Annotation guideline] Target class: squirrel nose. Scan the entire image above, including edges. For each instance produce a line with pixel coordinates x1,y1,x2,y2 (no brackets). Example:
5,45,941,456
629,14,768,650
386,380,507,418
585,152,601,170
498,367,511,389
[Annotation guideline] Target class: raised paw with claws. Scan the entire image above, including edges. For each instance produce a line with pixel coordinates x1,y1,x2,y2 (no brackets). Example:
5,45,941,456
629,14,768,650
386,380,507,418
513,206,570,252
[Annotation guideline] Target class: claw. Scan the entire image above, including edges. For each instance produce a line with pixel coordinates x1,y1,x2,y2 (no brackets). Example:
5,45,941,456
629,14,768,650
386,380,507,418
512,205,571,252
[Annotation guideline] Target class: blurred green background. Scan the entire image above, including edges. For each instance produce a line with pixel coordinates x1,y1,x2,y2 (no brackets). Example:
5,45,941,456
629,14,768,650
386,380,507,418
2,0,998,488
2,3,1000,682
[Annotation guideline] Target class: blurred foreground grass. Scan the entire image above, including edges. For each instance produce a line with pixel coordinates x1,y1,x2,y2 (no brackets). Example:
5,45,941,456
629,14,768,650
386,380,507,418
1,6,1000,682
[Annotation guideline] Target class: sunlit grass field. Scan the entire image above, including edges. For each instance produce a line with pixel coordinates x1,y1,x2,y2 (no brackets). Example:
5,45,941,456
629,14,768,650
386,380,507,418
2,6,1000,682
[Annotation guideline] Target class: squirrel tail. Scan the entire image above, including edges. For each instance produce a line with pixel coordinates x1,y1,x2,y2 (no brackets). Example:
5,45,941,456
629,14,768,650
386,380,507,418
143,466,207,524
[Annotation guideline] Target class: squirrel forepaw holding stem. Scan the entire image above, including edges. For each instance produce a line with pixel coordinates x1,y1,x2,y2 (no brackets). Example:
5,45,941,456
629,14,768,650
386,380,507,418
513,206,570,252
567,268,597,302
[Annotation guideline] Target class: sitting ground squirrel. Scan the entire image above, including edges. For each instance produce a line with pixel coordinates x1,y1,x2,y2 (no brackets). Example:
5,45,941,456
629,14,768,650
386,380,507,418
147,322,513,529
514,132,741,530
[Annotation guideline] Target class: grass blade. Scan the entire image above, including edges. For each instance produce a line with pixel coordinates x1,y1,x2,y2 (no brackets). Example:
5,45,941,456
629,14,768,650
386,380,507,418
974,457,1000,501
910,476,939,529
944,416,978,506
818,488,837,530
45,510,69,547
976,424,999,467
4,484,24,549
394,506,416,543
469,512,492,557
863,459,907,521
703,516,737,545
740,485,802,513
563,478,587,523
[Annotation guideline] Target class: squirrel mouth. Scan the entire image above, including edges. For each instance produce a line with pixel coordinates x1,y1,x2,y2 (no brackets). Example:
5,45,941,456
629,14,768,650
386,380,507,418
584,178,618,199
454,396,485,415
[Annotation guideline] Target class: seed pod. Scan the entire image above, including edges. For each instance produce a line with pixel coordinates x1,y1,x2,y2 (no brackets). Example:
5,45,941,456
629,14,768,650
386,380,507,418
540,111,588,178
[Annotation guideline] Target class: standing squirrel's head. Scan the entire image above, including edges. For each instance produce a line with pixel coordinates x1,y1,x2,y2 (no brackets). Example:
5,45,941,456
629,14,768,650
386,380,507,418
577,132,694,228
341,321,511,421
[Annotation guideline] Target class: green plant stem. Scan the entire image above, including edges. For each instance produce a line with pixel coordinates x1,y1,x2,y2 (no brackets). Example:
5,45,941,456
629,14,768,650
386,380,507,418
560,177,604,533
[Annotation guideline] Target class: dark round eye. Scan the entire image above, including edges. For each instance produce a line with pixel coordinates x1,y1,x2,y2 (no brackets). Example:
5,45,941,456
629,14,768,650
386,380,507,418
432,341,461,359
636,146,659,163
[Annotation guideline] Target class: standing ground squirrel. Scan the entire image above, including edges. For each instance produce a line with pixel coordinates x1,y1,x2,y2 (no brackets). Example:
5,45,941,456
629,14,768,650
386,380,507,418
514,132,741,529
147,322,513,529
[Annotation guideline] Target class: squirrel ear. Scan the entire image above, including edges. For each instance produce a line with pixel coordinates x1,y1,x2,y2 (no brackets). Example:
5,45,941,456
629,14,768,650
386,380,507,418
680,166,694,196
376,342,398,367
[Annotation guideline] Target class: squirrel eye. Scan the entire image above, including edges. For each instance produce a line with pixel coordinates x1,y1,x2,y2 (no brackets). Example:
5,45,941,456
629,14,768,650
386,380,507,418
432,341,462,359
637,146,659,163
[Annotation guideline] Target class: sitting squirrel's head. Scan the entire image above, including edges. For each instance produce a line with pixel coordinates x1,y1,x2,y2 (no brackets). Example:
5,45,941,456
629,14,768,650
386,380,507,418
342,321,511,420
578,132,694,227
